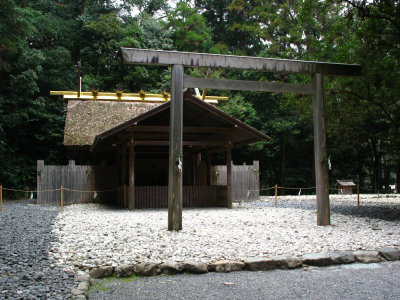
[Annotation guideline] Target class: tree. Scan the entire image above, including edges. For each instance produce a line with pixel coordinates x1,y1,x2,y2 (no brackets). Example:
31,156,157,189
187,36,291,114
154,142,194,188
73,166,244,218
167,1,213,52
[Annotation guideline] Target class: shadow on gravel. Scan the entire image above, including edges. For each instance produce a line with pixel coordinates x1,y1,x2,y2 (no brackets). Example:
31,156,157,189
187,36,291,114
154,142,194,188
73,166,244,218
249,200,400,222
331,204,400,222
0,199,75,299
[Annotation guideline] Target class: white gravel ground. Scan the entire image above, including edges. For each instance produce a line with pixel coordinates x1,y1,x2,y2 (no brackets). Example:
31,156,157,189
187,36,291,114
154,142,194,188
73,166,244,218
49,194,400,271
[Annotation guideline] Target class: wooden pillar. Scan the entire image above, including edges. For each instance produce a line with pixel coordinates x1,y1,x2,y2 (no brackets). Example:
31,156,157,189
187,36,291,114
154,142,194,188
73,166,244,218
312,73,330,225
192,152,196,186
116,148,121,206
37,160,44,204
121,143,127,208
168,64,183,231
123,184,127,209
60,185,63,211
128,138,135,210
226,138,232,209
206,152,211,186
253,160,260,199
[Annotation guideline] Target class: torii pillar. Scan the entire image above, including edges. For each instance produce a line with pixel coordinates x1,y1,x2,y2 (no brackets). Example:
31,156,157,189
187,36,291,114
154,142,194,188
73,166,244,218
168,64,184,231
312,73,330,225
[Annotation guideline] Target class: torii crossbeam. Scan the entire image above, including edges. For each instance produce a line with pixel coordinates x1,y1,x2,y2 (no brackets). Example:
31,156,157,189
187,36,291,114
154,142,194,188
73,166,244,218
121,48,362,231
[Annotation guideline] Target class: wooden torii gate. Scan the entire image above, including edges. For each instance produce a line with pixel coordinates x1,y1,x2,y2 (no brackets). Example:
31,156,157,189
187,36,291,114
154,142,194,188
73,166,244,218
121,48,362,231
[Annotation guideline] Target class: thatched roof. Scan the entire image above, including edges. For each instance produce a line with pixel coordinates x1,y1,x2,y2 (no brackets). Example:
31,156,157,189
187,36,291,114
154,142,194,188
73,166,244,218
64,100,160,146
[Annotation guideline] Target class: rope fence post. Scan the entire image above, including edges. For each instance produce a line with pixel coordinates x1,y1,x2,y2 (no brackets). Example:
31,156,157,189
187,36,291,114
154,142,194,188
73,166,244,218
0,185,2,212
60,185,63,211
275,184,278,207
357,184,360,207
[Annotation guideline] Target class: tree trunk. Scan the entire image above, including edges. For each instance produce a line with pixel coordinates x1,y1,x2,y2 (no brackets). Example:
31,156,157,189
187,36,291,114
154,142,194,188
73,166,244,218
280,143,286,195
83,0,87,15
383,157,390,192
371,139,382,193
357,155,364,191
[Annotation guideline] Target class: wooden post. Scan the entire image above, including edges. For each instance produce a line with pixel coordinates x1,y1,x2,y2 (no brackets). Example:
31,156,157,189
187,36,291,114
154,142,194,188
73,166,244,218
60,185,63,211
168,64,184,231
128,138,135,210
357,184,360,207
37,160,44,204
312,73,330,226
275,184,278,207
122,143,127,208
122,143,127,186
192,152,196,186
123,184,127,209
77,61,81,97
206,152,211,186
254,161,260,200
0,185,3,212
226,139,232,209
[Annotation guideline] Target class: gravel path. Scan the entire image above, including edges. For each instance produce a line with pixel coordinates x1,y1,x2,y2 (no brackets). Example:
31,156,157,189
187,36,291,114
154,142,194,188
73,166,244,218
0,200,75,299
88,261,400,300
50,195,400,271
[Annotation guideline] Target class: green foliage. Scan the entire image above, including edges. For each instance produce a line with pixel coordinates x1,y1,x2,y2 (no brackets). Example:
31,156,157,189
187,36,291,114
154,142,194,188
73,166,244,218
122,0,170,16
167,2,213,52
139,13,173,50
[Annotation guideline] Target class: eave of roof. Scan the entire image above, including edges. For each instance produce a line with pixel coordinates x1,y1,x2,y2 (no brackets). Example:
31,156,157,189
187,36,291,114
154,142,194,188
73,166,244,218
91,92,270,152
336,180,356,187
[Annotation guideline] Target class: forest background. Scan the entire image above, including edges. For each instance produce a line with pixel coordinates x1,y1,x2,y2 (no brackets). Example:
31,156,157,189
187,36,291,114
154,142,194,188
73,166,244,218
1,0,399,196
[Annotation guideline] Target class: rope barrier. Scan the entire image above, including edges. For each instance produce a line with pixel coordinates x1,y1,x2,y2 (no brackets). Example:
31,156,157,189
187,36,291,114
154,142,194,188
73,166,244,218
2,187,61,193
278,186,316,190
2,186,121,193
260,187,276,191
0,182,398,214
62,187,122,193
1,185,394,195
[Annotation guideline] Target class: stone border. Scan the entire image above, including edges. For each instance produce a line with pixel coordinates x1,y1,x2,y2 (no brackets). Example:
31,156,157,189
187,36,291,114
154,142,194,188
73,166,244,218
71,271,91,299
71,247,400,299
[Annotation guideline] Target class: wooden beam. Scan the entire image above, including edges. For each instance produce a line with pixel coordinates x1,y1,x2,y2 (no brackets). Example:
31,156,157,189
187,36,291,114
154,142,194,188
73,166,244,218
50,90,227,103
51,91,167,102
129,126,232,134
133,140,226,146
128,137,135,210
121,48,362,77
168,64,183,231
312,73,330,225
184,76,313,95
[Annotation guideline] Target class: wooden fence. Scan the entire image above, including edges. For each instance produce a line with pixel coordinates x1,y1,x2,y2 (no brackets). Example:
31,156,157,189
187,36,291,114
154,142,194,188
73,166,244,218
37,160,259,206
133,186,227,208
210,161,260,201
36,160,117,205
